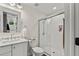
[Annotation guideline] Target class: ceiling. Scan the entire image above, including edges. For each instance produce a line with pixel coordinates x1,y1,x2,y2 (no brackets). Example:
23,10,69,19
22,3,64,15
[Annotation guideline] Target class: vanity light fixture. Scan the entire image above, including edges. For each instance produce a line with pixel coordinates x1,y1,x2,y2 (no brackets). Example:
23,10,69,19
9,3,16,7
9,3,23,9
34,3,39,7
53,7,57,10
16,3,23,9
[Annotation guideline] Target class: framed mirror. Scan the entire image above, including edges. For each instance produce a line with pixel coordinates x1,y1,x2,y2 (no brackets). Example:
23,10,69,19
0,5,21,33
3,12,18,33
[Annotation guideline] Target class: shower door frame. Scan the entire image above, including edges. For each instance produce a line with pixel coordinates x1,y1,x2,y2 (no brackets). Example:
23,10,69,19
38,10,64,55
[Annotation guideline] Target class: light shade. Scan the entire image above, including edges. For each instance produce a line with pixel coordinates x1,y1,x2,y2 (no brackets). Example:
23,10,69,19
53,7,57,10
9,3,16,7
17,3,23,9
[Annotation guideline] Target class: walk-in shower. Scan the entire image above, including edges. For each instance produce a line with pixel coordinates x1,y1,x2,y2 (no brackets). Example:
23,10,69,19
38,11,65,56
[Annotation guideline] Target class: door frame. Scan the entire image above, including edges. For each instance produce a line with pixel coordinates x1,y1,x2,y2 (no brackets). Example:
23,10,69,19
38,3,75,56
64,3,75,56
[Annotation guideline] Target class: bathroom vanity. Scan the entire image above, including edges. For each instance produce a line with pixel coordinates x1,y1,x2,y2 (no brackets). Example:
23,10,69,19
0,41,28,56
0,4,30,56
0,33,31,56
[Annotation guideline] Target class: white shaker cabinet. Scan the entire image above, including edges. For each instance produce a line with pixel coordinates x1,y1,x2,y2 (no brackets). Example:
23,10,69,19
0,45,11,56
0,41,28,56
12,42,28,56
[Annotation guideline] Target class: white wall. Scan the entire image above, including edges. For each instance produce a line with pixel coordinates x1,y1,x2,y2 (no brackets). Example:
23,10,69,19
64,3,75,56
21,5,45,47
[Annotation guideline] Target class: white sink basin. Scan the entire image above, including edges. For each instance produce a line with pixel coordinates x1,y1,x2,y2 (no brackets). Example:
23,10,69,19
1,38,21,43
0,38,28,47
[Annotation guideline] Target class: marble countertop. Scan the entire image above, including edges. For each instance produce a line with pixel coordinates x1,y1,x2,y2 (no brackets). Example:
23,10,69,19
0,39,31,47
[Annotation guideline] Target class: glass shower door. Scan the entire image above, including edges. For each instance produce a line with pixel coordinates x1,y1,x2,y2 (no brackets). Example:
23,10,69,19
50,14,64,56
39,20,51,55
39,14,64,56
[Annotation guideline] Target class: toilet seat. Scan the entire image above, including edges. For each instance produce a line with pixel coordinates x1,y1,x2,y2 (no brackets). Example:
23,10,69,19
32,47,44,53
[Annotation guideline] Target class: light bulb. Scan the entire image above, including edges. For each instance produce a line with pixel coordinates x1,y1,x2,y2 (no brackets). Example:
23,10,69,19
9,3,16,6
17,3,23,9
53,7,56,10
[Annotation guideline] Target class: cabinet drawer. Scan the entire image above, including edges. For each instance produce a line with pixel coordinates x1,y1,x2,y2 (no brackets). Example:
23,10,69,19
0,45,11,55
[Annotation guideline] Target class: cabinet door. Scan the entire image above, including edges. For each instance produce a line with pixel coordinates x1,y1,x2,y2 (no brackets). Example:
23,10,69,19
12,42,28,56
23,42,28,56
0,45,11,56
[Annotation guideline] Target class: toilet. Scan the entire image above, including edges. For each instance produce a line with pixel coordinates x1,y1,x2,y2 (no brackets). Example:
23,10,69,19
32,47,44,56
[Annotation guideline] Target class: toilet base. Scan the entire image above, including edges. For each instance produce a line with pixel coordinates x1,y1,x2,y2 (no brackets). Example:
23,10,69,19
32,52,49,56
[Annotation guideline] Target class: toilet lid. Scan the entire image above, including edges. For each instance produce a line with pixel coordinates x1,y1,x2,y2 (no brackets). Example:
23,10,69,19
32,47,44,53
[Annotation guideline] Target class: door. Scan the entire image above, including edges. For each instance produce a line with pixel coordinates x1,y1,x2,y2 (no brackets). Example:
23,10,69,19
50,14,64,56
40,20,51,55
0,45,11,56
12,42,28,56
